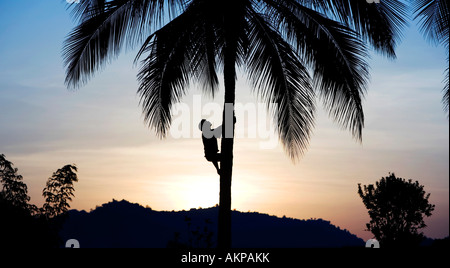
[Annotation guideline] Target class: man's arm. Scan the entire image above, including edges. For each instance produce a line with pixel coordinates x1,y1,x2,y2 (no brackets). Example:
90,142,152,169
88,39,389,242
213,125,222,138
213,116,236,138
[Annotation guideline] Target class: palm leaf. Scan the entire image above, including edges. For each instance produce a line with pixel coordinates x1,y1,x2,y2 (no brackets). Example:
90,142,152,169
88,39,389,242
246,11,315,159
63,0,183,89
411,0,449,114
136,12,195,137
264,0,368,140
443,60,449,114
412,0,449,45
298,0,408,58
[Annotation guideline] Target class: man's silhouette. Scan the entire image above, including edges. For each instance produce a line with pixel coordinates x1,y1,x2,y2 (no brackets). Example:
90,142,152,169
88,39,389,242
199,119,222,175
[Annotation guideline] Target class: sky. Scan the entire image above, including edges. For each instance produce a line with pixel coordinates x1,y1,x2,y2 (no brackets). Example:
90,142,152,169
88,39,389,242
0,0,448,242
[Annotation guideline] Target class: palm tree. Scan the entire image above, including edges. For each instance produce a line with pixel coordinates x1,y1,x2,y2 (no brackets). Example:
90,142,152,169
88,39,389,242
410,0,449,114
63,0,407,248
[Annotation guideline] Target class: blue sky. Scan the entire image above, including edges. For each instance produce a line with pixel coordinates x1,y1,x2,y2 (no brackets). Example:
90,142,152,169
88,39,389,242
0,0,448,241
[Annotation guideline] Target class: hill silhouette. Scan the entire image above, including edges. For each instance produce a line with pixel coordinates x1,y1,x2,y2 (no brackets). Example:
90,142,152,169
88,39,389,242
59,199,364,248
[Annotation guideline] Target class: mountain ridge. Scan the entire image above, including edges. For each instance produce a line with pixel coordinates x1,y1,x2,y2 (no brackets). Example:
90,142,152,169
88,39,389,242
60,199,365,248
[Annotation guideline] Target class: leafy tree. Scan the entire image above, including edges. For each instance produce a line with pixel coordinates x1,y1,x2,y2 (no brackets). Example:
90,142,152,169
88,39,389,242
0,154,35,213
42,165,79,218
0,154,32,247
358,173,435,247
63,0,407,248
0,154,79,247
411,0,449,114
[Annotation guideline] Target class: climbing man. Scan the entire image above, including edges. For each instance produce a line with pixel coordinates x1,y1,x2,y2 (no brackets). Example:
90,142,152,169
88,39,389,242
199,119,222,175
199,116,236,175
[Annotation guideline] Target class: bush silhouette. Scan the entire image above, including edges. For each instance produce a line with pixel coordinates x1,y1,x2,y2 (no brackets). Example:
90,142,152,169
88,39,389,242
358,173,435,248
0,154,78,247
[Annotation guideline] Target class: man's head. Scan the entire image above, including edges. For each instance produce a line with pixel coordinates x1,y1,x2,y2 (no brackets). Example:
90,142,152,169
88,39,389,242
198,119,211,131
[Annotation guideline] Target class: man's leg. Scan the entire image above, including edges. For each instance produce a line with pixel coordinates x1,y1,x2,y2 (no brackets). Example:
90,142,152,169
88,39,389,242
212,161,220,175
213,153,221,175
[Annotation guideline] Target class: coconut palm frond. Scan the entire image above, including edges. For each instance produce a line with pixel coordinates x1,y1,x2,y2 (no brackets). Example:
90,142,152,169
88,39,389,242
63,0,183,89
136,12,195,137
411,0,449,114
300,0,408,58
246,11,315,159
265,0,368,140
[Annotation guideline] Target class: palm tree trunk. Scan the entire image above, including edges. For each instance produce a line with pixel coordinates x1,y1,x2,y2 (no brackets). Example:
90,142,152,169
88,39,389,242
217,41,237,249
